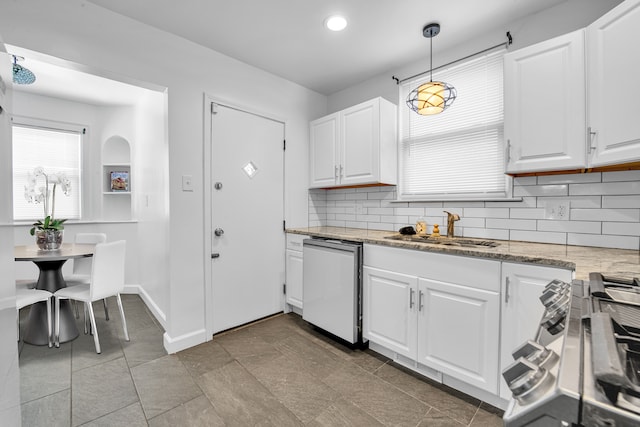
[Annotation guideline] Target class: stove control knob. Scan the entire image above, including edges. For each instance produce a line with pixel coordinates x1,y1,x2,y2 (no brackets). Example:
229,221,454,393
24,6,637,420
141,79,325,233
540,286,569,307
502,358,554,404
541,305,568,335
512,340,558,368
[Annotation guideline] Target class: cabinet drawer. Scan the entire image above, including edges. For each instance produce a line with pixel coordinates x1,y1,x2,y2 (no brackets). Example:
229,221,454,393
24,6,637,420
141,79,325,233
286,233,308,250
364,244,500,292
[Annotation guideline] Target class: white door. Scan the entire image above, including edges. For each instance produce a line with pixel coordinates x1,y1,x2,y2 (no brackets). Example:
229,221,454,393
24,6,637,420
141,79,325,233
210,103,284,334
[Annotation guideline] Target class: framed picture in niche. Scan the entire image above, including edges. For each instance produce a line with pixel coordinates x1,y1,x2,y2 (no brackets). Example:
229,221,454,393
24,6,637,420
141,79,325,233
110,171,129,192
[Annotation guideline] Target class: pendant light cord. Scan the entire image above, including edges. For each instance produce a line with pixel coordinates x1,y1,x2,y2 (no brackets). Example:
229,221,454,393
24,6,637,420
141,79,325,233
429,34,433,83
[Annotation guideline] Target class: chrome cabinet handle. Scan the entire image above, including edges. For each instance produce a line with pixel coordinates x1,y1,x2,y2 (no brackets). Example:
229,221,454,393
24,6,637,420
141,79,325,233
505,139,511,165
419,290,424,311
409,288,415,309
505,277,511,304
587,127,597,153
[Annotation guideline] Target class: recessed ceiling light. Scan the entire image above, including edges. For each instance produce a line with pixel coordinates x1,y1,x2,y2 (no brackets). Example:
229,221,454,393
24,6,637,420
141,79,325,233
325,15,347,32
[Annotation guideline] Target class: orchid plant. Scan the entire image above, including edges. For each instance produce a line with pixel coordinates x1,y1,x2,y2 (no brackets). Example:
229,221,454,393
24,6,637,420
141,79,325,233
24,166,71,235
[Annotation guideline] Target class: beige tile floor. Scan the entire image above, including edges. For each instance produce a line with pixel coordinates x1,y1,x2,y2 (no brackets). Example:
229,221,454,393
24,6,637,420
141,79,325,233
18,295,504,426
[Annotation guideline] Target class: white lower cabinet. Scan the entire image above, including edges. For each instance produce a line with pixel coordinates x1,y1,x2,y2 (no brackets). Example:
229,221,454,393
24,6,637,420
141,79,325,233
363,267,418,359
285,234,307,309
499,262,573,400
363,244,501,396
417,278,500,393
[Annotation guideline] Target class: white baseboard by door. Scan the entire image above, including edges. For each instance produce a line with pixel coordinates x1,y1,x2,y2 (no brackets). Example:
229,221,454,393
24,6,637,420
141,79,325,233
123,284,167,329
163,329,208,354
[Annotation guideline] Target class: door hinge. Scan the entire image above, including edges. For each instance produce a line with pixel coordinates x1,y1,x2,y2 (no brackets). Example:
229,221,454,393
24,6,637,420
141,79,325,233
283,139,286,150
211,102,218,115
283,283,286,294
283,220,286,231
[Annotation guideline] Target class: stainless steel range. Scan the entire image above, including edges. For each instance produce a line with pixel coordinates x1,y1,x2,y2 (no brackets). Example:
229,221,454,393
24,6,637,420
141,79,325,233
502,273,640,426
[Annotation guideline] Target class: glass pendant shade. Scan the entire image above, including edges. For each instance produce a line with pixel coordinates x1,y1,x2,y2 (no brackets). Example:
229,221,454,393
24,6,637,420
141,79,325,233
407,81,457,115
12,56,36,85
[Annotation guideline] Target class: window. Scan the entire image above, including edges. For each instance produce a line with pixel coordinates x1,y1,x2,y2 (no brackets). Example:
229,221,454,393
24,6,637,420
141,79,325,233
399,49,509,200
12,119,83,220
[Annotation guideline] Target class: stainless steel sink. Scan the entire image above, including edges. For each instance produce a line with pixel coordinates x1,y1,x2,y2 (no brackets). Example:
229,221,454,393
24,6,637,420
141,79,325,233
384,234,500,248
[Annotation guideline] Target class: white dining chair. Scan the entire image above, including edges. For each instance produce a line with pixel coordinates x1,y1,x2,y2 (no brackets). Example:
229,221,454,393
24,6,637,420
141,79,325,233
16,287,54,347
54,240,129,354
65,233,109,320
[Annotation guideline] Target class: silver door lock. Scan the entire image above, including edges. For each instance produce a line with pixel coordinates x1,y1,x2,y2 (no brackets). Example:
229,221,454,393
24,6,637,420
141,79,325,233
214,228,224,236
214,182,223,190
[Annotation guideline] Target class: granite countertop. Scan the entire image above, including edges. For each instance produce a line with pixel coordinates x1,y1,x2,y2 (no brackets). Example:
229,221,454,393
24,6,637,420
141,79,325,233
286,226,640,280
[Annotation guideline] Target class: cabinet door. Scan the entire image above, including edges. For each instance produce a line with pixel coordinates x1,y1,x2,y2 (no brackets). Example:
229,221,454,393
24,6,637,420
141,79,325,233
504,30,586,174
285,249,303,308
340,99,379,186
417,278,500,394
499,263,572,400
363,266,417,359
588,0,640,167
309,113,339,188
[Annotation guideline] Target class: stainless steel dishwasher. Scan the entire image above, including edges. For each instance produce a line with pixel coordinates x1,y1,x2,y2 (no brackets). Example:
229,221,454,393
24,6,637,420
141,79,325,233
302,238,363,345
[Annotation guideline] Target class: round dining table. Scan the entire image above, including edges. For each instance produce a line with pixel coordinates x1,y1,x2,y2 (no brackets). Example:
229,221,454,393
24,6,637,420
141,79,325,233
15,243,95,345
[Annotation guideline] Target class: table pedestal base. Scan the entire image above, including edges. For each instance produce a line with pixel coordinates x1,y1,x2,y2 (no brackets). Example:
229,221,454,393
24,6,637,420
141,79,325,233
24,300,79,345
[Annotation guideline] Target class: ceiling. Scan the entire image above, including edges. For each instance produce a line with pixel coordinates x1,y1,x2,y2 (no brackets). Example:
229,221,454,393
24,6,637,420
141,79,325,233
85,0,567,95
10,0,568,104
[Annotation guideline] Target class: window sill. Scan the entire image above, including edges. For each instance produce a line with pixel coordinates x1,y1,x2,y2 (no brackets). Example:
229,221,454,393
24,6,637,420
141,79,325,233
390,197,523,203
2,219,138,227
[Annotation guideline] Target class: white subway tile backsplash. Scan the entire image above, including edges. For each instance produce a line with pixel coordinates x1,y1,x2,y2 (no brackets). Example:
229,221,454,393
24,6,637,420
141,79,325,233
538,220,601,234
514,176,537,186
602,170,640,182
570,181,640,196
509,208,545,219
513,184,569,197
307,172,640,250
571,208,640,222
486,218,537,230
537,173,602,185
368,207,394,215
568,233,639,250
327,192,347,200
603,196,640,208
394,207,425,216
381,215,404,224
602,222,640,236
510,230,567,245
464,208,509,218
537,196,601,209
458,217,486,228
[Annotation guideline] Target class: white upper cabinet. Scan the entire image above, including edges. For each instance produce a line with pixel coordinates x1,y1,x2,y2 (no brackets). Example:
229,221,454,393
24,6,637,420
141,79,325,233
309,113,339,188
504,30,587,174
309,97,397,188
505,0,640,174
587,0,640,167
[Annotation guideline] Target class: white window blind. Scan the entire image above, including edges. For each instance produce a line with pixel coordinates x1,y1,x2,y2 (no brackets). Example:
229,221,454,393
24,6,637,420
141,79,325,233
13,123,82,220
399,49,507,199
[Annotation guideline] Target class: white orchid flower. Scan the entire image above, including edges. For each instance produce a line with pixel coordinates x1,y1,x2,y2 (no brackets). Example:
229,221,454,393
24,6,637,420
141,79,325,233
32,166,45,176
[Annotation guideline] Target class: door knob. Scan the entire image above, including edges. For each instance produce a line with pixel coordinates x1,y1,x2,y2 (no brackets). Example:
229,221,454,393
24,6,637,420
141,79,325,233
214,228,224,236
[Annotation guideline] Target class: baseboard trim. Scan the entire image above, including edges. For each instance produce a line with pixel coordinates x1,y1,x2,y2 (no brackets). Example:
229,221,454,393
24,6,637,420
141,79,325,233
163,329,207,354
123,284,167,329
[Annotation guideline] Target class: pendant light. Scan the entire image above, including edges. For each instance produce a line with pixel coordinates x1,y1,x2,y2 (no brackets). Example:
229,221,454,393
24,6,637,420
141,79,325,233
12,55,36,85
406,23,456,115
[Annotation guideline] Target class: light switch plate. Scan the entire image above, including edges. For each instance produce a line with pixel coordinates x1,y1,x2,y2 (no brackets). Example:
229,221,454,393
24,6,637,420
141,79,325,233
182,175,194,192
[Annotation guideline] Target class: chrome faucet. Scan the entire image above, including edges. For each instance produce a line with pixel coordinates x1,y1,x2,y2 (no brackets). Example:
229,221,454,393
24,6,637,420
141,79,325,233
444,211,461,237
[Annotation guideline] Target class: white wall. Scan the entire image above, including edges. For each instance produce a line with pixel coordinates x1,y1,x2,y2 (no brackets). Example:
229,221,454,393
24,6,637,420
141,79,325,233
0,43,21,427
0,0,326,352
326,0,623,113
